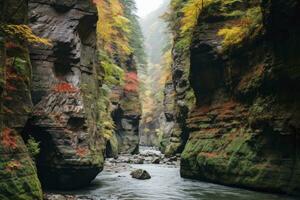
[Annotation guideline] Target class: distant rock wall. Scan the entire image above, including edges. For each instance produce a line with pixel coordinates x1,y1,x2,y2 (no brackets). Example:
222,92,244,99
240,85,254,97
0,1,43,199
111,63,141,155
26,0,105,189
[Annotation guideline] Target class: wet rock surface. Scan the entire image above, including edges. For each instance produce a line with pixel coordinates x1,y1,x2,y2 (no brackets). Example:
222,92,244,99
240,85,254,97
130,169,151,180
105,146,180,166
44,194,93,200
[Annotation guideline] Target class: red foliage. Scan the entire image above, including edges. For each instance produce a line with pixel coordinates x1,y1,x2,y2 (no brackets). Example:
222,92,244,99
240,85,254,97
53,82,79,93
6,68,24,81
126,72,138,82
76,147,88,158
199,152,218,158
1,128,17,149
124,72,139,92
5,41,19,49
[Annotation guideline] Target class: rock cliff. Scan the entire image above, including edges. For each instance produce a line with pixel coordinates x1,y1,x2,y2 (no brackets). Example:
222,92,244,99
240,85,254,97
111,60,141,155
25,0,105,189
0,1,43,199
165,0,300,195
0,0,143,197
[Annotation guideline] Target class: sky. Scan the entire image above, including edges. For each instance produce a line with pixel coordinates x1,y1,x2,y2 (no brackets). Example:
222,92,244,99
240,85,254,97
135,0,165,18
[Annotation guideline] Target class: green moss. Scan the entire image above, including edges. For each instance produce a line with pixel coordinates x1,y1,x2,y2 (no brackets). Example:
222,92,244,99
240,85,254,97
14,57,28,75
165,142,181,157
0,134,43,200
25,136,40,159
185,88,196,110
174,37,191,53
106,133,119,158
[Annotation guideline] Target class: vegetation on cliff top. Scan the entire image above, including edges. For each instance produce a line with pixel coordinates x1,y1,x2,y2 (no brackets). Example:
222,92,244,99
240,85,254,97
165,0,263,52
218,6,263,50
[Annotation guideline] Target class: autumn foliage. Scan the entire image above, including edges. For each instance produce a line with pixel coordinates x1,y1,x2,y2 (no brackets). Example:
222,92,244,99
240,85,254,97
93,0,131,57
5,160,21,172
0,24,51,46
53,82,79,93
1,128,17,149
124,72,139,92
76,147,88,158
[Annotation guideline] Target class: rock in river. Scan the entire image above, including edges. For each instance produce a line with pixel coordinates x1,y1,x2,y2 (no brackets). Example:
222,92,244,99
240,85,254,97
152,157,160,164
130,169,151,180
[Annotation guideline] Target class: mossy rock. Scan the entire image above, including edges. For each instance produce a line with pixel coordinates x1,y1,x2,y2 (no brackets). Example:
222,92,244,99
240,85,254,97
0,129,43,200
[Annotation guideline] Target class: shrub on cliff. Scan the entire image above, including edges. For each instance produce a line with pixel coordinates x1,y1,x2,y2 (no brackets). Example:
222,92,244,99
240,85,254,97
0,24,51,46
218,6,263,50
26,136,40,159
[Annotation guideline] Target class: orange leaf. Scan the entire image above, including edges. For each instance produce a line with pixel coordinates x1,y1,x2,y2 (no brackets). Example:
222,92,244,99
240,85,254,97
1,128,17,149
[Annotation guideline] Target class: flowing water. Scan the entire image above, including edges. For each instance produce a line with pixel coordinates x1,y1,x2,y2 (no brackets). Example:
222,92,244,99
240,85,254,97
66,164,297,200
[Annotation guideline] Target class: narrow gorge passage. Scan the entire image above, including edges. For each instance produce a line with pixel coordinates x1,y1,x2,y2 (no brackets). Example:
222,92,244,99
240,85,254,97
0,0,299,200
66,0,299,199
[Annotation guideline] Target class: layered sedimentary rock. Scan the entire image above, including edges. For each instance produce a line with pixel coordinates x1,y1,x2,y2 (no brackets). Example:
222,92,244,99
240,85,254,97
111,93,141,155
172,0,300,195
164,33,196,157
0,1,43,199
25,0,105,189
158,79,175,153
111,67,141,155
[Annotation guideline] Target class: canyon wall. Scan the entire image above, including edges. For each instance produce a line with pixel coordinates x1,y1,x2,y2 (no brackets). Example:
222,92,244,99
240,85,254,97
166,0,300,195
25,0,106,189
111,65,141,155
0,0,142,197
0,1,43,199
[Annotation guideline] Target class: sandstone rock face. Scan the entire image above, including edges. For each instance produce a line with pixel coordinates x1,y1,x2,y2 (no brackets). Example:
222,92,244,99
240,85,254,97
26,0,105,189
173,0,300,195
0,1,43,199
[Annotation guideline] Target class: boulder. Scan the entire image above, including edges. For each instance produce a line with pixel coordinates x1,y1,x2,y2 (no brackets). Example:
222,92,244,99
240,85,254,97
130,169,151,180
152,157,160,164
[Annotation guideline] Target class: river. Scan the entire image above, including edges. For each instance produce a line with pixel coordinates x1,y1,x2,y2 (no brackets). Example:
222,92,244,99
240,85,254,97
64,163,296,200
